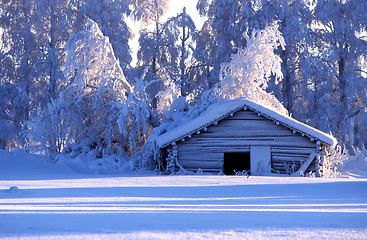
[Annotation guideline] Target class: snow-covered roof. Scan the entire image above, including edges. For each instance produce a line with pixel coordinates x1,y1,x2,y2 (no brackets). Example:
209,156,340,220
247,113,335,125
156,98,337,148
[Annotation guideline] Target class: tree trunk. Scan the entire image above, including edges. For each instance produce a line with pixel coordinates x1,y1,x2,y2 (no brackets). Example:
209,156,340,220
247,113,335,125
48,0,57,102
281,49,292,113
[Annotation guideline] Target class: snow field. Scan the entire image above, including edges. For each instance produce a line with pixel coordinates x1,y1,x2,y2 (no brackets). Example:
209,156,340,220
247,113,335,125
1,175,367,239
0,149,367,239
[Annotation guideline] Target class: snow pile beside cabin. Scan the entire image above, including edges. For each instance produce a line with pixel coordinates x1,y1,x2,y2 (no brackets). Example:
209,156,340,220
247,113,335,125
156,98,337,149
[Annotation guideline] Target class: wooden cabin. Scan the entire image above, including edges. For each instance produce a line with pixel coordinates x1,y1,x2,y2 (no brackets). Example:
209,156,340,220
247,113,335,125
156,99,337,177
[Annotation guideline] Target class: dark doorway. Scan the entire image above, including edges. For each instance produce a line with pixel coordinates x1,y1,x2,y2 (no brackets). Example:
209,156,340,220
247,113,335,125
223,152,251,175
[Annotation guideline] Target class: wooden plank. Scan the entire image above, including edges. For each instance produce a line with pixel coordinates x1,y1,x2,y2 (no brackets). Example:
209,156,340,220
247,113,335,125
178,144,251,152
251,146,271,175
177,167,220,173
186,134,313,142
273,163,301,168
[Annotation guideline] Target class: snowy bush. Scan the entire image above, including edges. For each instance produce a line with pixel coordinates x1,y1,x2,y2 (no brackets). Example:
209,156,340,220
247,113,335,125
323,145,348,178
26,100,67,158
55,146,134,174
134,135,162,170
324,145,367,178
234,170,250,177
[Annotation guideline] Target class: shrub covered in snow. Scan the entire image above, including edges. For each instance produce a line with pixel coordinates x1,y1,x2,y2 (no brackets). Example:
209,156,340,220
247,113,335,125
323,146,346,178
324,145,367,178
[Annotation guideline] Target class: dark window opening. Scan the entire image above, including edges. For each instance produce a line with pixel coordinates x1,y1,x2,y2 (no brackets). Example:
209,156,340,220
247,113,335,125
223,152,251,175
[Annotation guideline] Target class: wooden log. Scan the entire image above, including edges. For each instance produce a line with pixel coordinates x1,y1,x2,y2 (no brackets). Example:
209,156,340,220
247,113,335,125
272,153,310,158
177,152,223,162
178,168,221,173
187,134,314,143
214,119,282,129
178,145,251,153
199,129,297,138
179,160,222,169
229,112,267,120
271,147,314,155
182,138,316,148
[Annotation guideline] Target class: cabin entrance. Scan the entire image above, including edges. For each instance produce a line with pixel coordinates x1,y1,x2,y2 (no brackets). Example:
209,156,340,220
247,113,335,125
223,152,251,175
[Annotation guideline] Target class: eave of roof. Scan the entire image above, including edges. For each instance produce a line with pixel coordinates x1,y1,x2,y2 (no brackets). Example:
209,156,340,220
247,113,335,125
156,98,337,148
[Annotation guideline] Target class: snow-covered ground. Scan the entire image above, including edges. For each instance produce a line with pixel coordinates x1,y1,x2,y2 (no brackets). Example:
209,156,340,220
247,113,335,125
0,149,367,239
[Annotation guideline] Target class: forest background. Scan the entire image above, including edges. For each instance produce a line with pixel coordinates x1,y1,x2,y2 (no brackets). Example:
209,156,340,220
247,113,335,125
0,0,366,172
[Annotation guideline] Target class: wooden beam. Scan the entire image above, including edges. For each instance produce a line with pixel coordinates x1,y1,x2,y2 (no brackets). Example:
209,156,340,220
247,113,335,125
291,152,316,177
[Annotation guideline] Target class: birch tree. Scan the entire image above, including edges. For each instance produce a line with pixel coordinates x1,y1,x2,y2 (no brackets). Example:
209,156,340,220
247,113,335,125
77,0,133,74
28,20,132,158
314,0,367,148
219,24,287,114
0,0,37,149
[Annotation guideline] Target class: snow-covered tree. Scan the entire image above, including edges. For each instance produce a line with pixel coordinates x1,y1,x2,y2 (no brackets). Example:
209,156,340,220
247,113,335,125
119,67,152,154
190,20,217,90
0,0,85,150
77,0,133,74
195,0,255,88
163,8,198,96
28,19,132,160
313,0,367,148
156,79,182,115
32,0,76,103
219,24,287,114
132,0,173,110
0,0,38,149
133,0,170,78
63,19,132,152
250,0,314,116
